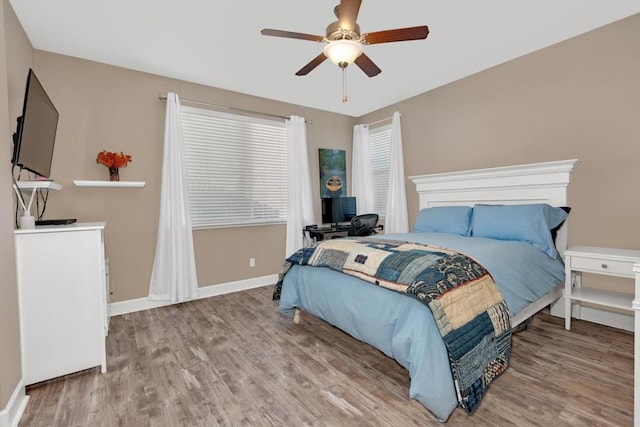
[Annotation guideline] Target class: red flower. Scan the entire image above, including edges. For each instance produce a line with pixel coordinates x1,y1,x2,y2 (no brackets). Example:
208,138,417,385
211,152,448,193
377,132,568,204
96,150,132,168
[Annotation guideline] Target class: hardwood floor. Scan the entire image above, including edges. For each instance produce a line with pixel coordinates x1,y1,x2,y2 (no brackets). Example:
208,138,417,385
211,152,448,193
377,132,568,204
20,286,633,426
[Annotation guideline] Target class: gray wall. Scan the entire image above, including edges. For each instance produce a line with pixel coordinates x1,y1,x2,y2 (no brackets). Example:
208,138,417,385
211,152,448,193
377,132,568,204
28,51,356,302
360,14,640,254
0,0,31,409
358,14,640,295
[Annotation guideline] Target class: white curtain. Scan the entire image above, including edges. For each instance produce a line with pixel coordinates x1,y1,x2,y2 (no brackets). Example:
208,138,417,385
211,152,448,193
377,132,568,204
285,115,314,257
149,92,199,302
384,111,409,233
351,124,375,214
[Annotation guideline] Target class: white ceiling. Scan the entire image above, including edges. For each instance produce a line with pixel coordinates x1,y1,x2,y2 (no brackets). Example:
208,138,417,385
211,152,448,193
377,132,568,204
9,1,640,117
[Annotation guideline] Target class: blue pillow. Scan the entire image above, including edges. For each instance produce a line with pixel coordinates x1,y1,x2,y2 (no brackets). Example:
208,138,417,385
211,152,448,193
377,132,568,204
471,204,569,258
413,206,472,236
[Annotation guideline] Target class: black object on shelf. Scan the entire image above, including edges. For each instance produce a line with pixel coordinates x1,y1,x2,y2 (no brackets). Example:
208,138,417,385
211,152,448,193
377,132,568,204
36,218,77,226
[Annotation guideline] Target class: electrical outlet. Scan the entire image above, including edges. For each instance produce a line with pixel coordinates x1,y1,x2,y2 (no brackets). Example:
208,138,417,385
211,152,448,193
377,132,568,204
249,258,256,268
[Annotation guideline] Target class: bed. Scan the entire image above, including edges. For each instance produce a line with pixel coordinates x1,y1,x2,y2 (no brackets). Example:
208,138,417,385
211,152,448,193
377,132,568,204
274,159,579,421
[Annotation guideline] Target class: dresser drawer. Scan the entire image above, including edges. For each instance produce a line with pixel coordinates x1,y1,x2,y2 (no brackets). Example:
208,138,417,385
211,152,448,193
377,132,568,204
570,255,634,277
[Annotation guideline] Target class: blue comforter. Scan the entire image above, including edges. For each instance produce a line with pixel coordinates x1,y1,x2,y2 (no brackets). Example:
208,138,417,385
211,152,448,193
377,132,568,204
277,232,565,421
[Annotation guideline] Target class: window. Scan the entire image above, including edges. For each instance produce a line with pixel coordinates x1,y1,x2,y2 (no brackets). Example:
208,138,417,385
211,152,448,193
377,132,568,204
369,124,391,218
181,106,287,228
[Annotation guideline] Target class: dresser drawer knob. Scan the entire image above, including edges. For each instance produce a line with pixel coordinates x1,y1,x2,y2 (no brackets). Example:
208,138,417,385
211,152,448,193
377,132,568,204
601,263,608,269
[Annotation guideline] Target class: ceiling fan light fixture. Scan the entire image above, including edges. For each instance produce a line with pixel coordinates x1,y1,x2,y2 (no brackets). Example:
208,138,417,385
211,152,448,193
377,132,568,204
323,39,363,68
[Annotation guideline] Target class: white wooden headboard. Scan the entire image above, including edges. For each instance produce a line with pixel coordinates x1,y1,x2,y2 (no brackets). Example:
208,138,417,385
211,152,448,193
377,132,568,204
409,159,579,325
409,159,579,259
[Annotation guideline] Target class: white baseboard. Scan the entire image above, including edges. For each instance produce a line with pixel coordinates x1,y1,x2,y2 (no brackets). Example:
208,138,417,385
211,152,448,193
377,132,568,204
0,381,29,427
110,274,278,317
579,306,634,332
549,297,634,332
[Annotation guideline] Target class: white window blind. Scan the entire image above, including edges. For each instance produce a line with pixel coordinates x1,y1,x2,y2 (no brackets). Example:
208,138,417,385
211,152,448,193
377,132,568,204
369,124,392,219
181,106,287,228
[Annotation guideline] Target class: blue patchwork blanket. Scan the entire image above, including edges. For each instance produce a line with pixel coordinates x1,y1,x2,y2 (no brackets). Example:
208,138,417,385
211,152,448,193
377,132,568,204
273,237,511,414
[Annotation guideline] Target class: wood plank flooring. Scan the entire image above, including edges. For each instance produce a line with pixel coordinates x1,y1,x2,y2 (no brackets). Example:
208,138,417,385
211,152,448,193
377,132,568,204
20,286,633,426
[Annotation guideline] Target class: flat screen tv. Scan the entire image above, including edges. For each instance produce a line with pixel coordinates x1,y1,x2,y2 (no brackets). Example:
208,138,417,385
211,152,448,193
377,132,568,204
11,69,59,178
321,197,357,226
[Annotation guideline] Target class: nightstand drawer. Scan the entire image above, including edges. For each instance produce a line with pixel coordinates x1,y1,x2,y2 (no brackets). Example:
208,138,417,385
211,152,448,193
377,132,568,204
570,256,633,277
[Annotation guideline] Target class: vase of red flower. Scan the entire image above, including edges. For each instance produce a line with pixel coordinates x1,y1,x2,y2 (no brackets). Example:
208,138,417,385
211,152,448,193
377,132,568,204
96,150,132,181
108,167,120,181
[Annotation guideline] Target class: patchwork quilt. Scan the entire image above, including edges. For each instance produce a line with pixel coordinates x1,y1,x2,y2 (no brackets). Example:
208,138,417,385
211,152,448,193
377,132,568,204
273,237,511,414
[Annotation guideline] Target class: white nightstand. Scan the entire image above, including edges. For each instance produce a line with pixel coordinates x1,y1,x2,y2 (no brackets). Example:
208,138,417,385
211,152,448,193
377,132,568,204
563,246,640,330
563,246,640,427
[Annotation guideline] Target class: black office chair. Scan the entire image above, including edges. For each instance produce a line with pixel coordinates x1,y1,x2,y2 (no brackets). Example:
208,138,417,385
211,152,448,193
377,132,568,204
348,213,379,237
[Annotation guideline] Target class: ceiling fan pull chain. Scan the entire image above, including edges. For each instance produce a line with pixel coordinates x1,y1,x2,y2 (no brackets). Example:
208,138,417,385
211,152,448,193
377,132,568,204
342,67,348,103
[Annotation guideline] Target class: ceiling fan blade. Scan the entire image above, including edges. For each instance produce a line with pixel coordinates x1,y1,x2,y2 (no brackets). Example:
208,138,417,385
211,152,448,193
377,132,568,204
338,0,362,31
354,53,381,77
295,53,328,76
362,26,429,45
261,29,324,42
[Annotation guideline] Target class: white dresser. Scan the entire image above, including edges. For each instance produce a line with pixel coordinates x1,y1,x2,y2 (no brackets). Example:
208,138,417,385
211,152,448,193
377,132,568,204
14,222,109,385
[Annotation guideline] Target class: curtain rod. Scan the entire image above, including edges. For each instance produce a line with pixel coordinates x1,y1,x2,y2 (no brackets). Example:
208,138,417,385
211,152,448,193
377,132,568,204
364,113,399,127
158,94,312,124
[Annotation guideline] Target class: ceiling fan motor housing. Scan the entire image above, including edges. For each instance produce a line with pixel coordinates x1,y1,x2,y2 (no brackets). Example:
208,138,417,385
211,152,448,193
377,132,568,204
326,21,361,41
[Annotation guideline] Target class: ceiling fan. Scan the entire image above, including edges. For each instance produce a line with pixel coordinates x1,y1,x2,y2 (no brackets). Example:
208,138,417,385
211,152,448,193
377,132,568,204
261,0,429,101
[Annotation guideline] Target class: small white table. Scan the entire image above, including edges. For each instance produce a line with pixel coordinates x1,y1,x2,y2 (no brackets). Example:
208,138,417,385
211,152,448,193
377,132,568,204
563,245,640,427
564,246,640,330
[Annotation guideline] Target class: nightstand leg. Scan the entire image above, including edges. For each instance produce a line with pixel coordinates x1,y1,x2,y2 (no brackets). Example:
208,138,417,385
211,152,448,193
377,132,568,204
564,271,581,330
565,293,571,330
565,270,574,330
574,271,582,320
633,263,640,427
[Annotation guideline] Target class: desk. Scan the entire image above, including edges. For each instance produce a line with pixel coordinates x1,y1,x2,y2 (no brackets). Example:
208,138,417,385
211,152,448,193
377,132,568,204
306,226,349,241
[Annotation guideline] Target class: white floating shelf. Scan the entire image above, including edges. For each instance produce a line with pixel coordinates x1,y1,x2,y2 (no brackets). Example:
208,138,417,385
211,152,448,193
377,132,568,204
73,180,146,188
17,180,62,191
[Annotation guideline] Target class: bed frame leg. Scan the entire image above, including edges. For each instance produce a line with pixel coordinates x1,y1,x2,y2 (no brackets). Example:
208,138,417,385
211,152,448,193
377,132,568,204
293,308,301,324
